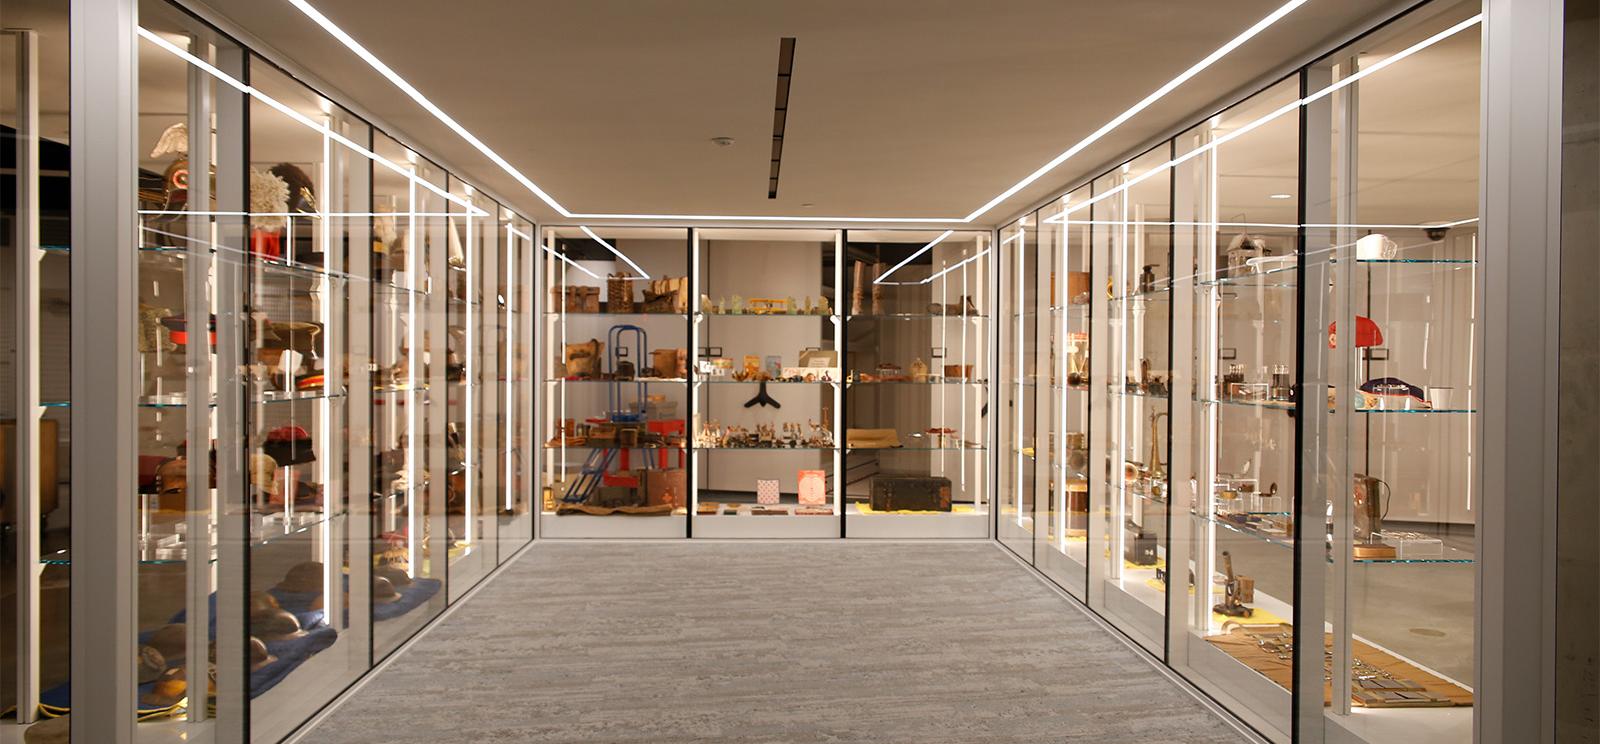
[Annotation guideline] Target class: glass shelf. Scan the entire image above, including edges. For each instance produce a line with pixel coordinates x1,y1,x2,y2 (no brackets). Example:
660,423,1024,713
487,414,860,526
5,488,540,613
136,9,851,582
1199,396,1297,412
846,313,989,321
696,312,839,321
374,382,429,394
1342,257,1479,265
252,254,358,282
1197,264,1298,289
41,547,218,566
849,445,987,452
1356,407,1478,415
848,380,988,387
547,378,689,384
696,379,832,385
1192,512,1295,549
544,443,686,451
1109,287,1172,303
545,312,690,320
1109,387,1170,401
252,510,343,548
697,446,839,452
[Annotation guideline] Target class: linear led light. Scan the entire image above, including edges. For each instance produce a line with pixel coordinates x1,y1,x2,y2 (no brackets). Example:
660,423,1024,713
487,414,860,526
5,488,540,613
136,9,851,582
286,0,572,218
1057,14,1481,223
875,229,954,284
136,27,487,217
282,0,1305,225
961,0,1309,222
579,226,651,278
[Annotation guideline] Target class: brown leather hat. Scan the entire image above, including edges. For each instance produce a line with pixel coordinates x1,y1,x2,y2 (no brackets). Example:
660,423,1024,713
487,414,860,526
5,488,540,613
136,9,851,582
275,561,325,594
138,645,168,685
251,608,307,642
374,564,413,589
145,624,187,668
249,636,278,672
372,576,402,604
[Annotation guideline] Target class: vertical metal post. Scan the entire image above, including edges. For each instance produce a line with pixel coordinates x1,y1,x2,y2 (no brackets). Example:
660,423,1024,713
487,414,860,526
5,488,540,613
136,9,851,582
68,0,138,741
182,32,214,726
1297,61,1335,744
211,41,249,744
345,127,372,652
10,27,42,727
1479,0,1564,740
1168,137,1197,655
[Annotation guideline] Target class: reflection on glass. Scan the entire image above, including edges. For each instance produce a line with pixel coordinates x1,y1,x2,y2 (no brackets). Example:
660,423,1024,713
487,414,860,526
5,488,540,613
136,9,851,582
691,229,840,538
996,219,1036,558
540,227,691,538
1308,3,1481,741
843,230,991,538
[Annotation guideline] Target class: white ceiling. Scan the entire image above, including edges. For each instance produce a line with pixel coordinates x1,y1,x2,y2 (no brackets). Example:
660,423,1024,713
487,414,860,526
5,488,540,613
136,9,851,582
187,0,1412,226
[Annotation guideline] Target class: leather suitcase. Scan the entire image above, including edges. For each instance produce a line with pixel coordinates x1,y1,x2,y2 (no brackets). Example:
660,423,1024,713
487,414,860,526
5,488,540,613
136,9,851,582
869,476,951,512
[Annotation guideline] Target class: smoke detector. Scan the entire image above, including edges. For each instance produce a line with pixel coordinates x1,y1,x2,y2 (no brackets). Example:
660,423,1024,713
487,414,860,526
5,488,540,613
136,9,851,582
710,136,735,147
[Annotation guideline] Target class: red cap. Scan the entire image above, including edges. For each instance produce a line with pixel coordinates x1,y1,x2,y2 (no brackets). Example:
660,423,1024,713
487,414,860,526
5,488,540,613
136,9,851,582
1328,316,1383,349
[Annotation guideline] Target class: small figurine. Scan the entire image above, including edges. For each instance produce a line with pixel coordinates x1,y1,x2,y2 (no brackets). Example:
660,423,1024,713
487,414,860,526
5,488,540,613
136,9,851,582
910,358,929,383
700,294,715,315
717,296,727,315
730,294,744,315
786,296,799,315
815,295,832,317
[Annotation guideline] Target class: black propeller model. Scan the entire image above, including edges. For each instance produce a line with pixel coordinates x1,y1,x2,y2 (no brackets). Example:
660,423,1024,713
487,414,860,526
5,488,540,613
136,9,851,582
744,380,782,409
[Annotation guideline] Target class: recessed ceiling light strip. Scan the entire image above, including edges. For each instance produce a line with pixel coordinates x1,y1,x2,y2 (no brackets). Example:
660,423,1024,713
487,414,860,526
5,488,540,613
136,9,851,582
580,226,652,278
961,0,1309,222
874,229,955,284
286,0,573,217
281,0,1328,225
137,27,485,216
1053,13,1480,224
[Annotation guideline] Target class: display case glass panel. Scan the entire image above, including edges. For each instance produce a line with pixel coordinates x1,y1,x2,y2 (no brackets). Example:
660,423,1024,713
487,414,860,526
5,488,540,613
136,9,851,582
1303,3,1481,741
1092,145,1173,655
498,211,535,553
996,219,1035,557
539,226,691,538
241,58,373,743
444,178,496,600
2,1,73,736
1035,189,1093,598
370,131,449,660
691,229,840,538
842,229,991,538
129,7,237,738
1170,76,1302,742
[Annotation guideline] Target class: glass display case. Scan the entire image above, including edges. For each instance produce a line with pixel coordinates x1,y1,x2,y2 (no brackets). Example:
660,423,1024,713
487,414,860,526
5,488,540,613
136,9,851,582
691,229,840,538
539,226,691,538
1169,77,1303,741
370,132,449,661
996,219,1036,557
842,229,991,538
1090,146,1174,655
499,212,536,551
445,178,497,601
1302,3,1481,741
1034,189,1093,599
1,1,72,735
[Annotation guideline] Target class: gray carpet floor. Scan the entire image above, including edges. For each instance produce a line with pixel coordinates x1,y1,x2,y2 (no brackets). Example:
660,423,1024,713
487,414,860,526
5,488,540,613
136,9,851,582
304,542,1249,743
